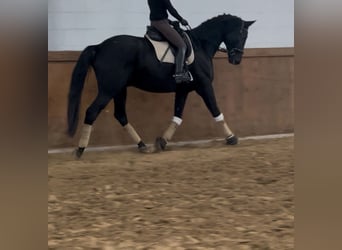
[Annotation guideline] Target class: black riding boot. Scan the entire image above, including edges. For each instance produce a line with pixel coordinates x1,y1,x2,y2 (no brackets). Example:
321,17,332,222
173,47,192,83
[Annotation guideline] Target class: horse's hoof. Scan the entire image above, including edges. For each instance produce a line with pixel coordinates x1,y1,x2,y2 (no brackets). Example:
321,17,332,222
139,145,152,153
155,137,167,151
226,135,238,145
138,141,152,153
74,147,85,159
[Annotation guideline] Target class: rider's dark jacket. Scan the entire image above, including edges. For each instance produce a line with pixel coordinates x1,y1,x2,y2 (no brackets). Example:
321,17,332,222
147,0,183,21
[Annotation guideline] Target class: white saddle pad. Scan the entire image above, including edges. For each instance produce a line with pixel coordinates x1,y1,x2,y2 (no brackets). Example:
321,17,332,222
145,33,195,65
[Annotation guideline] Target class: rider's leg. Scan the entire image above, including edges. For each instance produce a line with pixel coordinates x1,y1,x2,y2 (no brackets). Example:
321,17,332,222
174,46,188,82
150,19,191,83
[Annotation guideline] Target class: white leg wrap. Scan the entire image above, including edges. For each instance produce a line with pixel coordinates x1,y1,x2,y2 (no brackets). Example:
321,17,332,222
218,121,233,137
214,113,224,122
172,116,183,126
163,121,179,141
124,123,142,144
78,124,92,148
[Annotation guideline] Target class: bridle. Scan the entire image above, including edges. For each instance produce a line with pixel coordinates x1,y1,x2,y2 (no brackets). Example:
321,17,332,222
219,21,246,56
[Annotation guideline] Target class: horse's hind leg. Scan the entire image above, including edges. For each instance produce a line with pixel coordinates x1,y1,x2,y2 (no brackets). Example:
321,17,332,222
75,92,112,158
113,89,150,153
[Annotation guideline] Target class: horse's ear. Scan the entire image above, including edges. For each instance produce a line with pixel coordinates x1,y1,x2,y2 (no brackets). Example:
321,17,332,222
244,20,256,28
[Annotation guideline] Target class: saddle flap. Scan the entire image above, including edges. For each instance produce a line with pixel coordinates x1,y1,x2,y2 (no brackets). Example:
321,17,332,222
145,34,195,65
182,33,193,59
146,26,165,41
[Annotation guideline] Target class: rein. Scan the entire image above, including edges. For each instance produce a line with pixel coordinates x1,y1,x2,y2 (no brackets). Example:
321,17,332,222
184,22,244,56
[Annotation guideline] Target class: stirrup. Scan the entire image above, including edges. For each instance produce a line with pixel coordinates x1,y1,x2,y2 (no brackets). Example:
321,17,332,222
173,71,193,83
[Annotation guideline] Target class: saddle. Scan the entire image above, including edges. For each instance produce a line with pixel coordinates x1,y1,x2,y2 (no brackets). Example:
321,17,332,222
144,22,194,65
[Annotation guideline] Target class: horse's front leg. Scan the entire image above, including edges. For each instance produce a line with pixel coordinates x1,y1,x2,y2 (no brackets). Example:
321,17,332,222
155,87,189,151
196,84,238,145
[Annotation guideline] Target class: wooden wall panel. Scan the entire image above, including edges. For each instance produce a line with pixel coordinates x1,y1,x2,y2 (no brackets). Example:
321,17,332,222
48,48,294,148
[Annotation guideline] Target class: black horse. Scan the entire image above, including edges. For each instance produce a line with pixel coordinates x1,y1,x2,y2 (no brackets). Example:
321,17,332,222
67,14,255,157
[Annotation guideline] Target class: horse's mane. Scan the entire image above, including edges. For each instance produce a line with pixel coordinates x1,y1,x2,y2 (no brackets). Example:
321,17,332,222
199,14,241,26
192,14,242,37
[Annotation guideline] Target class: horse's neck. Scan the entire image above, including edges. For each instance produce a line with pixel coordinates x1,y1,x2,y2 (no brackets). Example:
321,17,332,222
191,26,223,58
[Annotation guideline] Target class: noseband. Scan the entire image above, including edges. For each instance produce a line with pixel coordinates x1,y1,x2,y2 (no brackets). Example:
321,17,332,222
218,47,244,55
228,48,244,56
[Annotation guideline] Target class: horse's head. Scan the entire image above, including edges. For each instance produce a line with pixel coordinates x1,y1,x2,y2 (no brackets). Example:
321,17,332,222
223,19,255,65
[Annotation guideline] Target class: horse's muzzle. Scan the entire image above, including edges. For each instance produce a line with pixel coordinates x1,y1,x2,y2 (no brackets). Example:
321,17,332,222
229,58,241,65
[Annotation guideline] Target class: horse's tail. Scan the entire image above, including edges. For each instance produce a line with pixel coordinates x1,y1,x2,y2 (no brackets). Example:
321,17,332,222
67,45,97,137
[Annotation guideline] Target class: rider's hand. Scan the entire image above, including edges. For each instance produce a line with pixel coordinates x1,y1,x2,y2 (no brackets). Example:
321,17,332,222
180,19,189,26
